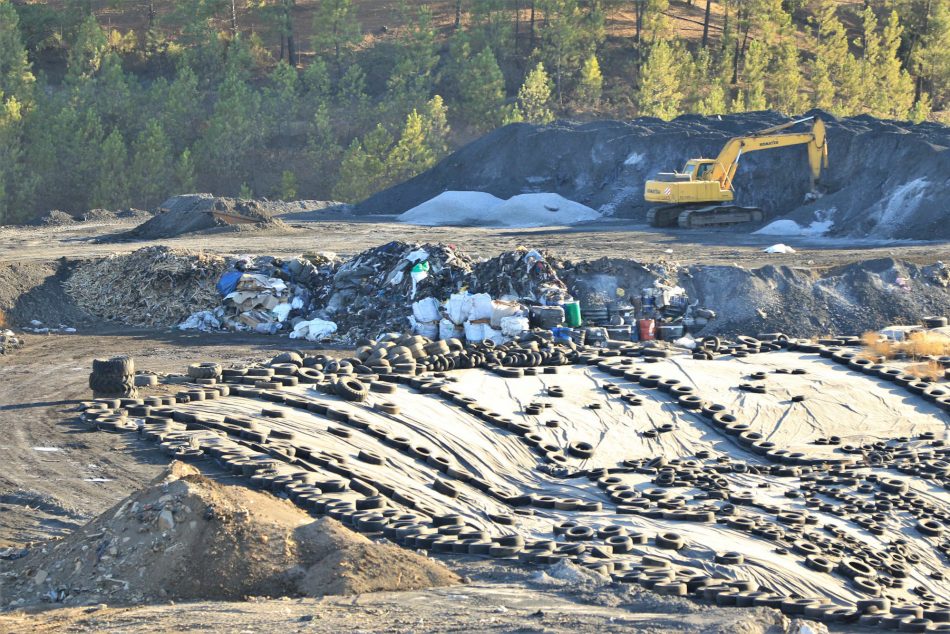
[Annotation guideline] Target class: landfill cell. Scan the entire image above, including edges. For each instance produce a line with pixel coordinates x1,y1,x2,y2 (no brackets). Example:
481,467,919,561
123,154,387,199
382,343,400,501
82,350,950,624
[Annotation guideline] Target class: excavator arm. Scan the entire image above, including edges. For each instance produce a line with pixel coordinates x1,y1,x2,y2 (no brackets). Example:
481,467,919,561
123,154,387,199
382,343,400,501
711,117,828,192
644,116,830,229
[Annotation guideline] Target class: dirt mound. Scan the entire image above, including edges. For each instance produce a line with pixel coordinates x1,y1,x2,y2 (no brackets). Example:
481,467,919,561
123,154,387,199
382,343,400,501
100,195,287,242
64,247,227,328
1,462,458,608
354,111,950,241
0,260,90,327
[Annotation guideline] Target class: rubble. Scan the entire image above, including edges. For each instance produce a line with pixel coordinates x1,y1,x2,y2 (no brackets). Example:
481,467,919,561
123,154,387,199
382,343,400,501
65,247,228,328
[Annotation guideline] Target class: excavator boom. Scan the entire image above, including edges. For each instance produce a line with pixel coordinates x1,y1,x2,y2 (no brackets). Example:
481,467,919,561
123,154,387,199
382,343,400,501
644,117,829,228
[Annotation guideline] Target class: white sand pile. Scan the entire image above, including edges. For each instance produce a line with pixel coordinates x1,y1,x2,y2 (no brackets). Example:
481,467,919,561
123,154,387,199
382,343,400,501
398,191,601,227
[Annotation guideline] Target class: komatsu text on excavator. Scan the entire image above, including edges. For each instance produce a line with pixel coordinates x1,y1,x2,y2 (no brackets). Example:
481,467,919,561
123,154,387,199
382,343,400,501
644,116,828,228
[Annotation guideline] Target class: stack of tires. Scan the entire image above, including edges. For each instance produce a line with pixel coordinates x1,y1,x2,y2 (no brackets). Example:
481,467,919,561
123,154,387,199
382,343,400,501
89,356,137,398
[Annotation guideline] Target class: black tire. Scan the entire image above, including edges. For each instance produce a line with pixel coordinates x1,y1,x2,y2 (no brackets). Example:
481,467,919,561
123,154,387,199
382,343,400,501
924,316,948,329
433,478,459,497
335,378,368,402
655,532,685,550
567,441,594,459
92,356,135,375
188,362,221,379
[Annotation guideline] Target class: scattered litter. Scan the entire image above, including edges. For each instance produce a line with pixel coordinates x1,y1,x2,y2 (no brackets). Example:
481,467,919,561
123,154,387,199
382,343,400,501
33,447,61,452
763,244,796,254
289,318,338,341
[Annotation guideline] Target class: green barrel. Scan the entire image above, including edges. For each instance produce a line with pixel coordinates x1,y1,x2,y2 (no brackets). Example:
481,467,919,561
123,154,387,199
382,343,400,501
563,301,582,327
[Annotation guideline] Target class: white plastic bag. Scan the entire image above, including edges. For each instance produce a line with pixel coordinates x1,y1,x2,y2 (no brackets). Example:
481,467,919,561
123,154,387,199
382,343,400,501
469,293,494,321
289,318,338,341
412,297,442,323
446,292,473,325
490,300,524,327
439,318,464,341
500,315,529,338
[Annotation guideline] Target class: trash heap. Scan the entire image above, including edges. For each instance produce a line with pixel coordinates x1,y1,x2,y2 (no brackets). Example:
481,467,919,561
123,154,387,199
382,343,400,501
319,242,476,342
0,329,23,355
468,248,571,305
66,247,228,328
180,253,341,335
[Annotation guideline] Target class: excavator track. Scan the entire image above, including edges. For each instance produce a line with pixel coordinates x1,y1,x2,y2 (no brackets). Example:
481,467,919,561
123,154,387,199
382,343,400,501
648,204,763,228
676,205,763,228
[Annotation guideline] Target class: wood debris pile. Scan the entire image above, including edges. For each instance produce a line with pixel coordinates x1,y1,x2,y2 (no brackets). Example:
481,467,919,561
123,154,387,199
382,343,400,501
65,247,227,328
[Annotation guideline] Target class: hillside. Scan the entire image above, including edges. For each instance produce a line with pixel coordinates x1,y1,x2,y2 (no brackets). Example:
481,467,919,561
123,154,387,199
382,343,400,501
1,0,947,223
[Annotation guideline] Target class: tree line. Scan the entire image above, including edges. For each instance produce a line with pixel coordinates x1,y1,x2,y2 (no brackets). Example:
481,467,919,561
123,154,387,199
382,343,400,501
0,0,948,223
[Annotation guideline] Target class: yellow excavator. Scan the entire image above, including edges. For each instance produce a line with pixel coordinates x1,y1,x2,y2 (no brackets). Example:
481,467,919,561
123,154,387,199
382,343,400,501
644,116,829,228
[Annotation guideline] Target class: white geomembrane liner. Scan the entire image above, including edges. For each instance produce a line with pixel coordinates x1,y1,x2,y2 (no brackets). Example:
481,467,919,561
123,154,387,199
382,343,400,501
175,351,948,607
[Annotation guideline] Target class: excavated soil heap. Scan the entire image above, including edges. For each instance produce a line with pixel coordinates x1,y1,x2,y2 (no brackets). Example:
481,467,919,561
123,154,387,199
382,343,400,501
1,462,459,607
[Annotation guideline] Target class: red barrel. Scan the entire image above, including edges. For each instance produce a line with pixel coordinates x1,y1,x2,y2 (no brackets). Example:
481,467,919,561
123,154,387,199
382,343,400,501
638,319,655,341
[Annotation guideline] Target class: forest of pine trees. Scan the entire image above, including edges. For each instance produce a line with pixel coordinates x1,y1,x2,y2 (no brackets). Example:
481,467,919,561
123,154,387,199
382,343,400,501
0,0,948,223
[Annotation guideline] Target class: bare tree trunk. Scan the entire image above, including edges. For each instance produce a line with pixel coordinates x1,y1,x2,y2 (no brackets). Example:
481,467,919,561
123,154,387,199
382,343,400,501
279,35,285,63
635,0,643,71
702,0,711,47
722,0,729,51
516,4,522,45
530,0,536,49
288,33,296,66
146,0,155,30
230,0,238,36
455,0,463,30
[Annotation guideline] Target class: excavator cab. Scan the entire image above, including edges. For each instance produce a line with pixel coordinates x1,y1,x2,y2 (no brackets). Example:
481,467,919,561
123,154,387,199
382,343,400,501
644,116,828,228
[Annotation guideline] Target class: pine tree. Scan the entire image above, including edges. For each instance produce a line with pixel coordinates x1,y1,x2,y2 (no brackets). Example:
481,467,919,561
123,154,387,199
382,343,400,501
0,92,28,224
67,14,108,82
637,41,682,120
457,47,506,131
514,62,555,124
130,120,174,209
771,39,805,115
810,0,861,114
305,101,343,187
193,69,264,194
387,109,435,183
913,2,950,112
537,0,589,108
335,63,370,134
576,54,603,110
424,95,450,160
311,0,362,76
278,170,297,199
740,39,769,111
384,6,439,120
93,128,129,209
263,60,299,141
161,65,203,153
0,1,35,108
333,124,393,202
175,149,197,193
874,11,914,119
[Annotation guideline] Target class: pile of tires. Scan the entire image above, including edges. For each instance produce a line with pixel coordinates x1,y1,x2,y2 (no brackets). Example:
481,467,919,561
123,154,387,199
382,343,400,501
89,356,137,398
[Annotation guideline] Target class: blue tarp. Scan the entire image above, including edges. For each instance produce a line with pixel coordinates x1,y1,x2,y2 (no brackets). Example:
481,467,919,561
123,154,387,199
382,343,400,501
216,271,242,296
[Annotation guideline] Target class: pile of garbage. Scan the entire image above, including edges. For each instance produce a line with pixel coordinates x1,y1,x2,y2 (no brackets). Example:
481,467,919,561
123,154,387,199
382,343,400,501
469,248,571,305
319,242,476,342
180,253,340,336
66,247,228,328
0,329,22,354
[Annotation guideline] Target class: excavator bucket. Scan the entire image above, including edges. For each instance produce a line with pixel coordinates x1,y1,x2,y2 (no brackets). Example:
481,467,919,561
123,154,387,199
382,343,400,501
807,118,828,188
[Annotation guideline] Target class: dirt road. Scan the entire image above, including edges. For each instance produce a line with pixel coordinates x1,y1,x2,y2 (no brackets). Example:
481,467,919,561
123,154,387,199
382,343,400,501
2,215,947,268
